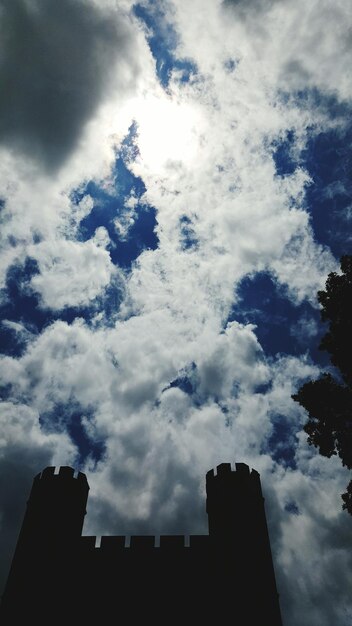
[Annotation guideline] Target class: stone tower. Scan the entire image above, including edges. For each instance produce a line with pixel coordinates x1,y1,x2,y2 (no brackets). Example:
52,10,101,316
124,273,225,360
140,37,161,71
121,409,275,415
206,462,282,624
0,466,89,620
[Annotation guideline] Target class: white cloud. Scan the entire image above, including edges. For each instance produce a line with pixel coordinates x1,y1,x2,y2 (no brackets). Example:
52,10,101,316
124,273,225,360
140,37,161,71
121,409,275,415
271,458,352,626
196,320,270,397
28,237,115,310
290,312,319,344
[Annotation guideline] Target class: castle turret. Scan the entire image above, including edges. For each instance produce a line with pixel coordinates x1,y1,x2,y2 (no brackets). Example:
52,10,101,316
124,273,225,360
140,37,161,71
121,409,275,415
1,466,89,621
15,465,89,547
206,462,263,540
206,462,283,625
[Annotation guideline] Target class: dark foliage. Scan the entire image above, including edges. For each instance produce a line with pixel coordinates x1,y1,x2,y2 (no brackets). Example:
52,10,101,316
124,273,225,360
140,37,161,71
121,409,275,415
292,255,352,514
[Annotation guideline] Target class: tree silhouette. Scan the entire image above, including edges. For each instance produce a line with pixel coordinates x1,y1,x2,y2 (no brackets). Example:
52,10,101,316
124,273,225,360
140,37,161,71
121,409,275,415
292,255,352,514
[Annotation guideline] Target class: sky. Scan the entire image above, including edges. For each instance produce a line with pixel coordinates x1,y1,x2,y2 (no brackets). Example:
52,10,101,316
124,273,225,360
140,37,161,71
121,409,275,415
0,0,352,623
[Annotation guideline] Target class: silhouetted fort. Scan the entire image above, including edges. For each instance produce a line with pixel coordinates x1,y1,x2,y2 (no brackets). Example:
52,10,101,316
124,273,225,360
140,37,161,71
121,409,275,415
0,462,283,624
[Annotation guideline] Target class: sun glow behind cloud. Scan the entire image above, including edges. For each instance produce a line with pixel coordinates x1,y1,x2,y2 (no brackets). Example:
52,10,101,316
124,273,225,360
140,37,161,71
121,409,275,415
129,94,203,170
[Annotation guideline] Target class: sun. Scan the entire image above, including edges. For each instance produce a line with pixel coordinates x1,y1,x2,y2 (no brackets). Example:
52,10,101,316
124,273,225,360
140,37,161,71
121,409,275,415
129,94,202,171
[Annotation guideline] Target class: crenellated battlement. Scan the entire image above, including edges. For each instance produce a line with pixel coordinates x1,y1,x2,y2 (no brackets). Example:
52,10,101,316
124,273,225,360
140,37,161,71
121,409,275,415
206,462,260,483
206,462,262,499
33,466,89,486
79,535,210,550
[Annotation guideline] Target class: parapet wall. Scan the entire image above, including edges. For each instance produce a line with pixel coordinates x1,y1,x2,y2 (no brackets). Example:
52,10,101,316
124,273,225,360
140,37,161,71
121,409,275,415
33,465,89,486
79,535,210,550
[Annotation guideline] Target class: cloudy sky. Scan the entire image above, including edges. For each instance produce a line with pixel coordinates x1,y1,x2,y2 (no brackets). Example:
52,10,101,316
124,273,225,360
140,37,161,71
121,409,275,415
0,0,352,622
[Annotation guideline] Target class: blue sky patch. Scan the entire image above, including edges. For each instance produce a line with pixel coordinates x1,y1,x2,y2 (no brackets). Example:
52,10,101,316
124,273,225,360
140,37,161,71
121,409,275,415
285,501,300,515
272,129,297,176
303,124,352,259
0,258,44,356
133,2,197,87
224,58,238,73
74,124,159,270
274,89,352,260
164,363,203,404
266,414,297,469
230,272,330,365
179,215,198,250
40,403,105,467
0,320,32,358
168,373,195,395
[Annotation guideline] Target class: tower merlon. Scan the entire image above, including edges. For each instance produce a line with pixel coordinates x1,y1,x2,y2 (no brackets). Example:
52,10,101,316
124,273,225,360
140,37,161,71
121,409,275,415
34,466,89,486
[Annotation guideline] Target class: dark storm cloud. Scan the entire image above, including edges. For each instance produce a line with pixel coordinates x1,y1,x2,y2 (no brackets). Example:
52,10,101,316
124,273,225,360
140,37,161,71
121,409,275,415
0,0,141,170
